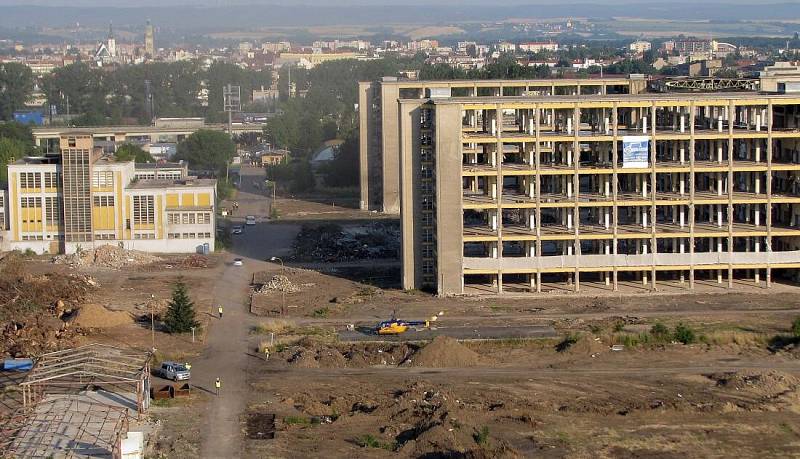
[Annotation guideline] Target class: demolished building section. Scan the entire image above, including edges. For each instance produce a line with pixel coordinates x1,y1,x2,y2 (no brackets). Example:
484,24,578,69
396,89,800,294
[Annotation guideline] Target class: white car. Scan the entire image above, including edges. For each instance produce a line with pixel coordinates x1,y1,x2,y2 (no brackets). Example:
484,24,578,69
233,258,244,266
245,215,256,225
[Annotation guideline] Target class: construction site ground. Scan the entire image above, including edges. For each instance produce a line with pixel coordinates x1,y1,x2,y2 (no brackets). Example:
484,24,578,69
3,165,800,458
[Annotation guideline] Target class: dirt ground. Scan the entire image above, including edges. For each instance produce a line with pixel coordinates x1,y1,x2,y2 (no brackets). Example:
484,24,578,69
5,193,800,458
245,333,800,458
240,249,800,459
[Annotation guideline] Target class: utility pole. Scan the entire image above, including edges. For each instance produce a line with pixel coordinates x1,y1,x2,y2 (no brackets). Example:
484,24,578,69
223,84,241,137
145,79,154,124
223,84,241,183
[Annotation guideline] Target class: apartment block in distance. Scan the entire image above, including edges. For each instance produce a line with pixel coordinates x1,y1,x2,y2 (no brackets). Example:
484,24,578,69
398,83,800,295
358,75,649,214
4,133,216,254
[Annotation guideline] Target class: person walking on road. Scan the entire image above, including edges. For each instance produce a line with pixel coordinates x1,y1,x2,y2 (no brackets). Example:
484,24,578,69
215,377,221,396
263,346,270,361
218,305,223,319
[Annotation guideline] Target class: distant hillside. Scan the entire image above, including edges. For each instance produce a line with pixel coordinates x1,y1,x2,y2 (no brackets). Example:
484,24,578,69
0,3,799,29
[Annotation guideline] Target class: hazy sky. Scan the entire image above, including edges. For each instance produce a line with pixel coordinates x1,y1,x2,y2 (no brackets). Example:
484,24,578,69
0,0,771,5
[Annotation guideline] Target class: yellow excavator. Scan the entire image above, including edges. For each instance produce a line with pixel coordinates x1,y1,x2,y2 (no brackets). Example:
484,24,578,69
376,311,444,335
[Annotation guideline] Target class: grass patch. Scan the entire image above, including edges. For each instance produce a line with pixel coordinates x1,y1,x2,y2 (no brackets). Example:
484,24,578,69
473,426,490,446
250,319,295,335
151,398,177,408
312,307,330,318
355,434,395,450
284,416,312,426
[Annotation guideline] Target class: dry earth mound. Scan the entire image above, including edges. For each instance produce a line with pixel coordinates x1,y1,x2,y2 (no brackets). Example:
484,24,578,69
406,336,482,368
73,303,133,328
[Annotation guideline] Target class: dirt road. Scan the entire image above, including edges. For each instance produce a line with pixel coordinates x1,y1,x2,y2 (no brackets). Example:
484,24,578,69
194,165,299,458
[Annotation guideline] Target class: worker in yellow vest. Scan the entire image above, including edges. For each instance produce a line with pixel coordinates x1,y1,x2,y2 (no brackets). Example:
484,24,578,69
215,377,221,396
218,305,223,319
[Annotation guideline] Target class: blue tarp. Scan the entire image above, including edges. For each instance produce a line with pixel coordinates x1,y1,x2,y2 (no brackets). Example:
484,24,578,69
3,358,33,371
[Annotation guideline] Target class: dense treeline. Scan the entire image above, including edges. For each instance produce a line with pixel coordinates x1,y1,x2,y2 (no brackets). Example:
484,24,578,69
420,54,552,80
40,61,271,125
263,55,426,191
0,62,34,122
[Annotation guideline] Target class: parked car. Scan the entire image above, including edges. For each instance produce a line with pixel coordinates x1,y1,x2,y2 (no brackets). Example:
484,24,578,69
157,361,191,381
232,225,243,235
245,215,256,225
233,258,244,266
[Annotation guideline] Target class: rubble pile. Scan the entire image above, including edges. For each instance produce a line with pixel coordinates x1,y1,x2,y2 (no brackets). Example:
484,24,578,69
278,337,487,369
291,221,400,262
0,254,95,357
53,245,161,269
284,381,518,457
254,275,314,294
281,338,416,368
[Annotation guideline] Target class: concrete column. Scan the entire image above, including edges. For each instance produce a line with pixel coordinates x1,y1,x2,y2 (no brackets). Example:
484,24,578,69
567,117,572,134
755,240,761,284
567,212,573,229
680,207,685,227
680,115,685,133
642,208,648,228
717,238,723,283
717,205,723,227
717,143,723,163
642,115,648,134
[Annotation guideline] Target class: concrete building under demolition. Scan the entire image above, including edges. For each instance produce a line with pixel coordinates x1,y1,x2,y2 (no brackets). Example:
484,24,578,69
391,77,800,295
358,76,649,213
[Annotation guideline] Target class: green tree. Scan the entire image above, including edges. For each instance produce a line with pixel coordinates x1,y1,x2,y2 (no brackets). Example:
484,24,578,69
163,280,199,334
321,131,359,187
115,143,154,163
792,317,800,339
175,129,235,175
0,63,34,121
673,323,696,345
0,122,34,147
0,137,26,182
42,62,106,120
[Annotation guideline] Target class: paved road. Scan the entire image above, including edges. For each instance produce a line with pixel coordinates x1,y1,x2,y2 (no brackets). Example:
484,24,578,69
194,165,299,458
339,325,558,342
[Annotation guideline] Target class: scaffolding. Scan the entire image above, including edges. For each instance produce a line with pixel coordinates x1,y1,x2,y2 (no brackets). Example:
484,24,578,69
19,343,152,416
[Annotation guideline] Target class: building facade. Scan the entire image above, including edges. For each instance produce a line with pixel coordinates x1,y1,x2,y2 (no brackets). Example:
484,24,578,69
398,92,800,295
358,76,649,214
4,134,215,254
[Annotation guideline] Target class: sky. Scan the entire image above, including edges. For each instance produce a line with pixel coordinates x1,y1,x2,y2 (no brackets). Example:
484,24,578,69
0,0,771,5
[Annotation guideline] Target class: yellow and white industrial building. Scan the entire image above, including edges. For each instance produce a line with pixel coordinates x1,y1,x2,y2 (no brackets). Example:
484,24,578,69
1,133,216,254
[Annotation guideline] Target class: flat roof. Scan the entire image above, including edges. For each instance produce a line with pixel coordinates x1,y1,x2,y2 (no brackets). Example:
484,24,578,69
369,76,636,86
128,178,216,189
134,162,186,170
421,91,800,105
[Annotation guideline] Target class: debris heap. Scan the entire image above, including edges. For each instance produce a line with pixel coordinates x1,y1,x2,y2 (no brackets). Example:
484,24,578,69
254,275,314,294
53,245,161,269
